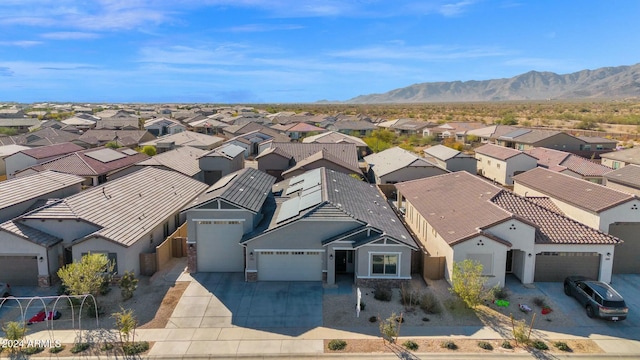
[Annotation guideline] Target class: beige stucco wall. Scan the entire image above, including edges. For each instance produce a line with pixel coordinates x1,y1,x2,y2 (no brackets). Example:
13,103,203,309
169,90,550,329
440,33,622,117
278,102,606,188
601,157,629,169
257,153,291,173
453,235,510,288
599,199,640,233
475,154,507,184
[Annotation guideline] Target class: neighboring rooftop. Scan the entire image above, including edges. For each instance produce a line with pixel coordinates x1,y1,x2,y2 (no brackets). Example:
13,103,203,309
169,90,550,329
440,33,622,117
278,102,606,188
141,131,224,148
424,144,474,161
475,143,533,161
525,147,613,177
604,164,640,189
600,147,640,165
513,167,636,213
200,143,245,159
259,142,360,170
302,131,368,147
364,146,442,177
18,142,85,160
136,146,207,177
0,170,84,211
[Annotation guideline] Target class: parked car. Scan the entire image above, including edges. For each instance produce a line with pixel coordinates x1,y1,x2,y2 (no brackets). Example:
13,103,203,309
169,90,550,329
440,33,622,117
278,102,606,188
564,276,628,321
0,282,10,297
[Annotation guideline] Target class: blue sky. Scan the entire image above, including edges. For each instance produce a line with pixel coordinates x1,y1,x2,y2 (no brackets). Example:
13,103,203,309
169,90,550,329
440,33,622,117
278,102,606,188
1,0,639,103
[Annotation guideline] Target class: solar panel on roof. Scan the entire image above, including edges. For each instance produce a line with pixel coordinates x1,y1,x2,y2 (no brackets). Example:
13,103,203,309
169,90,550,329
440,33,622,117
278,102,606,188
206,173,238,193
84,148,127,163
301,184,321,196
276,197,301,223
285,182,305,194
121,148,138,156
299,189,322,211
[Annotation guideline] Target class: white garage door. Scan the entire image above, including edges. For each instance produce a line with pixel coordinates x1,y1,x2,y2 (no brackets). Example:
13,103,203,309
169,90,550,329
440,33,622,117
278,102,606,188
534,252,600,282
196,221,244,272
257,251,323,281
0,255,39,286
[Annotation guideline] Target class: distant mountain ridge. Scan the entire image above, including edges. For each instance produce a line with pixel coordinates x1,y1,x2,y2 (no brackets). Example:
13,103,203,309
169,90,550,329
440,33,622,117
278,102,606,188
346,63,640,103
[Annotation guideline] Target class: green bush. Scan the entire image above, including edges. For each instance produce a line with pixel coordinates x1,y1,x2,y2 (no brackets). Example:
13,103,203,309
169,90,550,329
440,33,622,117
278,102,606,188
21,346,44,355
531,340,548,350
328,339,347,351
49,345,65,353
420,292,441,314
554,341,571,352
120,271,139,301
379,313,399,343
123,341,149,355
100,342,114,351
489,285,509,301
402,340,419,351
440,340,458,350
374,285,392,302
512,318,530,345
71,342,90,354
478,341,493,350
501,340,513,349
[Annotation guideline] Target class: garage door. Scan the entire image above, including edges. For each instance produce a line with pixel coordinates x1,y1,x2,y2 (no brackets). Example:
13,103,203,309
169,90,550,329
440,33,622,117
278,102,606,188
257,251,323,281
0,255,38,286
534,252,600,282
609,223,640,274
196,221,244,272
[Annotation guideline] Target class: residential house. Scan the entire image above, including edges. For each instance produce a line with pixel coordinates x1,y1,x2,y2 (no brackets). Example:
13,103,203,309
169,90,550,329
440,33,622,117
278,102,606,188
198,143,245,185
464,125,519,144
364,147,448,185
143,117,186,136
422,122,485,141
604,165,640,196
302,131,370,158
0,109,26,118
423,145,477,173
395,171,620,287
225,130,291,158
0,118,41,134
0,167,207,286
5,142,84,179
74,130,156,149
256,142,361,180
524,147,613,184
326,120,377,136
0,144,30,177
600,147,640,169
140,131,224,153
95,110,140,130
475,144,537,186
134,146,207,182
183,167,417,286
223,122,275,138
61,113,100,130
513,167,640,274
0,171,85,285
189,117,229,135
576,136,617,158
385,118,436,136
16,147,150,186
280,122,326,140
0,127,80,147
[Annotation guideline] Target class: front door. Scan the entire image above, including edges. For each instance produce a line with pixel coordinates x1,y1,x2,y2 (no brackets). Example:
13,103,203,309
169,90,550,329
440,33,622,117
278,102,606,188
505,250,513,273
335,251,347,273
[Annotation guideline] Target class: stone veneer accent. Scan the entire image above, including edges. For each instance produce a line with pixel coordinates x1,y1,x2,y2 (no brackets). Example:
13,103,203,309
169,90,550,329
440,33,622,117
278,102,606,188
246,272,257,282
38,275,51,287
355,278,410,288
322,272,327,282
187,243,197,273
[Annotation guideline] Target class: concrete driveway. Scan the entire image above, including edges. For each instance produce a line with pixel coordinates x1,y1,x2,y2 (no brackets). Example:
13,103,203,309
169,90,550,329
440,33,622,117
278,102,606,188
535,274,640,340
167,272,322,335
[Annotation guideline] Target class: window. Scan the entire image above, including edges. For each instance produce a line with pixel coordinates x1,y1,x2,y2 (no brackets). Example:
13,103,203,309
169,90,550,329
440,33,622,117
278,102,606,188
487,160,491,165
518,144,525,150
613,161,620,169
496,163,501,169
596,144,604,150
163,222,170,238
372,254,398,275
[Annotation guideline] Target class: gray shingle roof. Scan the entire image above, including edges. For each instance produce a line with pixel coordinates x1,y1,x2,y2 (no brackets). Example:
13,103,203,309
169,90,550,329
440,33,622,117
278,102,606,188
186,168,276,213
27,147,150,177
281,149,361,176
16,167,208,247
604,164,640,189
600,147,640,165
0,170,84,212
365,147,442,177
513,167,635,213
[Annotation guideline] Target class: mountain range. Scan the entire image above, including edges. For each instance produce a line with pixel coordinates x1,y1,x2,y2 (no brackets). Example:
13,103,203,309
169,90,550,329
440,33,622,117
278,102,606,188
345,63,640,103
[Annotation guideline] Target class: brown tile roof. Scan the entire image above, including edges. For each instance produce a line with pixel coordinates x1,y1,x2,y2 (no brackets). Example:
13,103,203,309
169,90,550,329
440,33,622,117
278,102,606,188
136,146,207,177
525,147,613,177
395,172,512,245
281,149,362,176
491,192,619,245
513,167,635,213
0,170,84,212
28,147,150,177
604,164,640,189
475,144,533,161
522,197,564,214
20,142,84,160
262,142,359,170
286,122,326,133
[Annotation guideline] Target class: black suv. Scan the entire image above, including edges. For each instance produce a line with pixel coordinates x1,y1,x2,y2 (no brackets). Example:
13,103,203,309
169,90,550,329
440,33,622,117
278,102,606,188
564,276,628,321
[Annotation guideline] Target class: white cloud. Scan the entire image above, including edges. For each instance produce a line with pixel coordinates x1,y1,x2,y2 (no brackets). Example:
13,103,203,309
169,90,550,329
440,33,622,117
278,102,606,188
330,44,509,61
0,40,42,47
225,24,304,33
41,32,101,40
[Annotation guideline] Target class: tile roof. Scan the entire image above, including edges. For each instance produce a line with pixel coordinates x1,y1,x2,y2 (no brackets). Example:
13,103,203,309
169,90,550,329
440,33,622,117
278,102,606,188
522,196,564,214
11,167,207,247
262,142,359,169
327,121,377,131
0,144,30,157
525,147,612,177
364,147,442,177
185,168,276,213
509,129,562,144
223,121,271,136
578,136,617,144
513,167,635,213
285,122,326,133
475,144,533,161
19,142,84,160
281,149,362,176
27,147,150,177
302,131,368,147
0,170,84,212
136,146,207,177
423,145,473,161
0,220,62,247
395,172,511,245
491,192,619,245
604,164,640,189
78,130,151,146
559,155,613,177
390,119,434,131
600,147,640,165
200,143,245,159
141,131,223,148
0,128,80,147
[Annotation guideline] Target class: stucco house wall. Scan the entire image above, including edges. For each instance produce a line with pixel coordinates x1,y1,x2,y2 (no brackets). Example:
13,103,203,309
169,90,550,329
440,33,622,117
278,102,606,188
354,244,412,281
445,157,477,173
0,231,52,280
452,235,510,288
257,153,291,174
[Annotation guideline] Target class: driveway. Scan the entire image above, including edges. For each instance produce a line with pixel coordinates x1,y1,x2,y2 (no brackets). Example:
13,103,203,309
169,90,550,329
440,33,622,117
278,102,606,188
167,272,322,335
535,274,640,340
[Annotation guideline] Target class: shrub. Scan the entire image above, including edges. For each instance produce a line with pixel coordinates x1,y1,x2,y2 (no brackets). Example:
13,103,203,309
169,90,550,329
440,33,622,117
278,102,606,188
531,340,548,350
101,342,114,351
420,292,441,314
400,284,421,306
440,340,458,350
71,343,90,354
120,271,138,301
450,259,486,308
403,340,419,351
512,318,530,346
369,316,377,323
554,341,571,352
489,285,509,301
50,345,65,354
532,297,546,307
379,313,399,343
374,285,392,302
478,341,493,350
501,340,513,349
328,339,347,351
21,346,44,355
123,341,150,355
